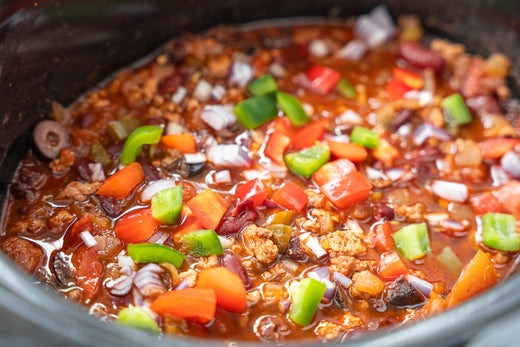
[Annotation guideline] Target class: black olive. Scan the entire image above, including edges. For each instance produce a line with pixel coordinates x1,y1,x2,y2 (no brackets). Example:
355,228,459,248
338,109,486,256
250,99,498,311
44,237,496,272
33,120,70,159
188,162,205,176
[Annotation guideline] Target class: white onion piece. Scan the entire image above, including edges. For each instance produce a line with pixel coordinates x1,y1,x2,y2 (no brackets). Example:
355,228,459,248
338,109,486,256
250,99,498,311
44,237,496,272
299,232,328,260
302,103,314,117
333,272,353,288
140,179,176,202
269,62,287,78
201,105,237,131
501,151,520,177
166,122,185,135
308,266,330,282
260,162,287,179
134,264,165,297
144,231,169,245
214,170,231,184
413,123,451,145
385,168,406,181
208,144,251,167
242,170,265,181
354,5,395,47
407,275,433,298
366,167,389,181
88,163,105,182
309,39,330,58
131,287,144,307
371,5,395,34
431,180,468,203
184,152,207,164
171,86,187,104
335,109,363,125
193,79,212,102
218,236,233,249
106,274,134,296
229,60,253,87
336,39,367,61
322,279,336,301
404,90,433,106
490,164,511,187
210,84,226,101
79,231,97,248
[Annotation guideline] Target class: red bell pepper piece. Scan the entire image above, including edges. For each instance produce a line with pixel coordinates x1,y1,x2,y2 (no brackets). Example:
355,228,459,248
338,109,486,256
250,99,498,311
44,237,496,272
379,252,408,281
492,180,520,217
290,119,328,150
326,140,368,162
187,189,230,230
72,245,103,301
306,65,341,94
265,132,291,166
268,117,295,137
367,222,394,251
115,208,159,243
236,178,269,208
319,171,372,209
479,138,520,159
385,79,413,101
65,214,93,248
392,67,423,90
272,181,308,212
313,159,356,187
470,192,504,215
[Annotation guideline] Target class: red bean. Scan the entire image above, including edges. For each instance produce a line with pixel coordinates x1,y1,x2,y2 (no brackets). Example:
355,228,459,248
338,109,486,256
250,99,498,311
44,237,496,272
222,250,251,288
286,237,308,262
398,41,444,75
157,74,183,95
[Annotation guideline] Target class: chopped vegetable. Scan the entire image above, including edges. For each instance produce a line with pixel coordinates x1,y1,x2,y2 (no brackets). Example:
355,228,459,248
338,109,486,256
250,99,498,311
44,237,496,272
268,210,297,226
182,229,224,256
350,126,379,148
96,162,145,200
290,119,328,150
306,65,341,94
392,223,431,261
276,92,309,126
197,267,247,313
313,159,356,187
442,93,472,125
161,133,197,154
186,189,230,230
272,181,308,212
128,243,185,268
284,144,330,178
116,307,160,334
72,246,102,301
269,117,294,136
289,278,326,326
326,140,367,162
90,139,111,165
436,246,463,274
482,213,520,251
115,208,159,243
248,75,278,95
479,138,520,159
266,224,293,253
367,222,394,251
371,138,400,166
108,115,140,142
150,288,217,324
121,125,163,165
236,178,268,208
265,132,291,166
336,78,356,98
386,79,413,100
234,94,278,129
353,271,384,296
319,171,372,209
470,192,504,215
151,185,183,225
392,67,423,89
379,252,408,281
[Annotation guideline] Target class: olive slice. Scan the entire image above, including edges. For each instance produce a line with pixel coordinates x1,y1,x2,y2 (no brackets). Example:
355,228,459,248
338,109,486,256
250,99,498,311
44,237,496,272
33,120,70,159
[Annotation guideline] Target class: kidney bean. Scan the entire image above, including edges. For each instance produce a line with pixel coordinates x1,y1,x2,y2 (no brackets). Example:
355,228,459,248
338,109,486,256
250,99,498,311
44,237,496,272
75,113,96,128
386,276,424,308
375,204,395,221
286,236,308,262
98,196,125,218
157,74,183,95
73,157,92,182
222,250,251,288
217,210,258,236
389,109,414,132
398,41,444,75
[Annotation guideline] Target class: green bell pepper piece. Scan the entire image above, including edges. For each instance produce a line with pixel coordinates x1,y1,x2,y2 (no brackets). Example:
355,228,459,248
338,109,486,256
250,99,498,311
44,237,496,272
442,93,472,125
436,246,463,274
336,78,356,98
90,139,111,165
350,126,379,148
289,278,326,326
248,75,278,95
117,307,160,334
284,144,330,178
234,94,278,129
151,185,183,225
267,224,293,253
392,223,431,261
276,91,309,126
482,213,520,251
182,229,223,256
127,243,185,268
121,125,163,165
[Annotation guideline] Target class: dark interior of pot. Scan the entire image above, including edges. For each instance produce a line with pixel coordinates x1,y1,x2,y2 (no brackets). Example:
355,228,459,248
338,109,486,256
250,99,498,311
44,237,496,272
1,0,520,345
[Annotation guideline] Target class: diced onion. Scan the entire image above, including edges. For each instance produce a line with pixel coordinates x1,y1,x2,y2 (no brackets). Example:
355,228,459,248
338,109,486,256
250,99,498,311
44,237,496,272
88,163,105,182
144,231,170,245
333,272,353,288
490,164,511,187
407,275,433,298
413,123,451,145
299,232,328,260
166,122,185,135
431,180,468,203
210,84,226,101
354,5,395,47
308,266,330,281
302,103,314,117
218,236,233,249
366,167,389,181
242,170,264,181
501,151,520,177
260,162,287,179
309,39,330,58
404,90,433,106
201,105,237,131
106,274,133,296
80,231,97,248
269,62,287,78
193,79,212,102
335,109,363,125
385,168,406,181
207,144,251,167
336,39,367,61
140,179,176,202
184,152,207,164
214,170,232,184
229,60,254,87
171,86,187,104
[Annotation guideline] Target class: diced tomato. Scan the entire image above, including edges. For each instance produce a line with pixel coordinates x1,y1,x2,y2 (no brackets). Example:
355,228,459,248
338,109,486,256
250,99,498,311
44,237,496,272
236,178,268,208
187,189,230,230
290,119,328,150
65,214,93,248
319,171,372,209
392,67,423,90
492,180,520,217
379,252,408,281
368,222,394,251
479,138,520,159
265,132,291,166
268,117,295,137
72,246,103,301
470,192,504,215
306,65,341,94
385,79,413,101
326,141,367,162
272,181,308,212
114,208,159,243
313,159,356,187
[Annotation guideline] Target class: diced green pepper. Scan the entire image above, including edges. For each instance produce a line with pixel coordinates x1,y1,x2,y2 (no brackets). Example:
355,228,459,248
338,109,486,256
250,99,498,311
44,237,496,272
108,115,141,142
234,94,278,129
350,126,379,148
436,246,463,274
151,185,183,225
284,144,330,178
90,139,111,165
276,91,309,126
182,229,223,256
116,307,160,334
248,75,278,95
267,224,293,253
268,210,297,226
289,278,326,326
121,125,163,165
336,78,356,99
127,243,185,268
442,93,472,125
392,223,431,261
482,213,520,251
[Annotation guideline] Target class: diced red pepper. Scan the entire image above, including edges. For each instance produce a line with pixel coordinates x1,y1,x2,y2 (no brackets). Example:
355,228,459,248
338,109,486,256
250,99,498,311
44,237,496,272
470,192,504,215
479,138,520,159
392,67,423,90
319,171,372,209
115,208,159,243
290,119,328,150
379,252,408,281
306,65,341,94
272,181,308,212
313,159,356,187
65,214,93,248
265,132,291,166
173,214,204,244
268,117,295,137
368,222,394,251
236,178,268,208
385,79,413,101
187,189,230,230
492,180,520,217
326,140,368,162
72,246,103,301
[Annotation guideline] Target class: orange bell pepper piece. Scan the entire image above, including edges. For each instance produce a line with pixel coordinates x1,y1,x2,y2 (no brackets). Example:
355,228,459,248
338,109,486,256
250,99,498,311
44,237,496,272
197,267,247,313
150,288,217,324
187,189,230,230
96,162,145,200
161,133,197,154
